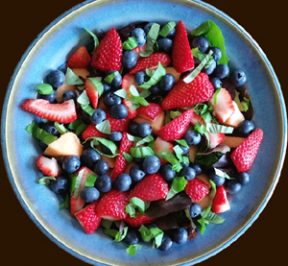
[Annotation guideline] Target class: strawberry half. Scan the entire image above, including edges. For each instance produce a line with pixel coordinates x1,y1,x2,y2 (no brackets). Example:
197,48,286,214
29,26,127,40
157,109,195,141
172,21,194,73
225,101,245,127
231,128,264,172
153,137,173,155
212,186,230,214
137,103,163,121
91,28,122,72
129,174,169,201
36,155,61,177
21,99,77,124
208,133,225,149
96,190,128,220
162,73,214,110
75,202,101,234
123,99,137,119
122,74,137,91
81,124,106,141
85,79,99,109
67,46,91,68
107,114,129,132
125,214,154,228
129,52,171,74
185,178,210,202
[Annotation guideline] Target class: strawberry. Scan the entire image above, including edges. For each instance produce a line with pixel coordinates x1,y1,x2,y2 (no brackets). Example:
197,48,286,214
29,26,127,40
122,74,137,91
107,114,129,132
81,124,106,141
75,202,101,234
129,174,169,201
172,21,194,73
123,99,137,119
91,28,122,72
96,190,128,220
153,137,173,155
125,214,154,228
157,109,195,141
111,132,133,180
231,128,264,172
85,79,99,109
224,101,245,127
129,52,171,74
212,186,230,214
36,155,61,177
133,44,147,55
21,99,77,124
208,133,225,149
162,73,214,110
185,178,210,202
137,103,163,121
67,46,91,68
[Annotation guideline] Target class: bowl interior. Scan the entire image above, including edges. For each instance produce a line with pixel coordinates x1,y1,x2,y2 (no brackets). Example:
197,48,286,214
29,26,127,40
2,0,286,265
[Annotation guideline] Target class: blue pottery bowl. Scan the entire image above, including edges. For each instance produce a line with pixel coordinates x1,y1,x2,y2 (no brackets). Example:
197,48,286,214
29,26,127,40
1,0,287,265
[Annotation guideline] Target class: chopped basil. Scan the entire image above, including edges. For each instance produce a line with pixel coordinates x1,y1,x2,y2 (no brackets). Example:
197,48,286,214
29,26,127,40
140,23,160,57
101,220,113,229
68,119,87,136
195,152,223,168
54,123,67,134
90,137,118,158
81,104,95,116
123,37,138,50
130,146,154,158
175,139,189,148
138,225,164,248
234,91,250,112
104,71,119,84
166,176,188,200
139,90,151,99
125,197,149,218
130,96,149,106
36,83,53,95
145,68,155,77
209,180,217,199
159,151,182,172
65,68,84,85
84,27,99,49
173,145,184,161
77,91,95,116
104,228,118,238
59,195,70,210
96,120,111,134
26,122,57,145
123,152,133,163
206,123,234,134
214,168,232,180
85,173,97,187
213,89,221,105
38,176,56,185
139,63,166,89
114,222,128,242
159,21,176,37
114,89,127,99
194,122,207,135
169,110,181,119
126,244,142,256
127,133,136,142
135,136,154,147
197,207,225,234
89,77,104,97
192,47,206,61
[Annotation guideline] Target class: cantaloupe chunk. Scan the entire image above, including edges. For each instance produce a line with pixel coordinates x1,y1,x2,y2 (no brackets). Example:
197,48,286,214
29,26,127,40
222,136,245,148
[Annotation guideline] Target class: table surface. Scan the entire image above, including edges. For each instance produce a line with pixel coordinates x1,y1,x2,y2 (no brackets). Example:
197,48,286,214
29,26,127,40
0,0,287,265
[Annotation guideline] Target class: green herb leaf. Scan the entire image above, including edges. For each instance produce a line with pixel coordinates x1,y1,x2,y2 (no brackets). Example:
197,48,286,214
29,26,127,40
59,195,70,210
65,68,84,85
135,136,154,147
54,123,67,134
169,110,182,119
127,133,136,142
85,173,97,187
84,28,99,49
104,71,119,84
209,180,217,199
130,146,155,158
214,168,232,180
68,119,87,136
175,139,189,147
159,21,176,37
101,220,113,229
114,89,127,99
140,90,151,99
77,91,95,116
213,88,221,105
159,151,182,172
26,122,57,145
195,152,223,168
130,96,149,106
125,197,148,218
126,244,142,256
138,225,164,247
81,104,95,116
192,21,211,36
38,176,56,185
173,145,184,162
96,120,111,134
114,223,128,242
104,228,118,238
36,84,53,95
145,68,155,77
206,123,234,134
234,91,250,112
192,47,206,61
166,176,188,200
90,137,118,157
129,85,140,96
139,63,166,89
140,23,160,57
89,77,104,97
123,37,138,50
194,122,207,134
123,152,133,163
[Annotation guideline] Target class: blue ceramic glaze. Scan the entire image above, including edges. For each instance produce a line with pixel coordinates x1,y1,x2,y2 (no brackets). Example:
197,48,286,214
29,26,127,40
1,0,286,265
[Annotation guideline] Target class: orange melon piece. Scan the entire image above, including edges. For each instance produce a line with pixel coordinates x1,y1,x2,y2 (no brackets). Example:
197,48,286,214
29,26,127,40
72,68,90,79
189,146,197,163
222,136,245,148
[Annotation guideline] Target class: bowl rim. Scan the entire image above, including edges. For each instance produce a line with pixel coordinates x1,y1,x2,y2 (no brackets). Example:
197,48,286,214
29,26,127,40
1,0,287,265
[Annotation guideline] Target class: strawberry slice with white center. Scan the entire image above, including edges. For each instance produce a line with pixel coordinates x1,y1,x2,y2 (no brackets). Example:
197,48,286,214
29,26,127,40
36,155,61,177
153,137,173,155
212,186,230,214
208,133,225,149
85,79,100,109
225,101,245,127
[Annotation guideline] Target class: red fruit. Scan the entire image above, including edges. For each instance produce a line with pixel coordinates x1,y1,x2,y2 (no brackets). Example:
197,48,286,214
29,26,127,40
123,99,137,119
185,178,210,202
133,45,147,55
225,101,245,127
111,133,134,180
75,203,101,234
67,46,91,68
129,174,169,201
107,114,129,132
122,74,137,91
157,110,195,141
81,124,106,141
129,52,171,74
153,137,173,155
137,103,163,121
212,186,230,214
91,28,122,72
21,99,77,124
85,79,99,109
162,73,214,110
172,21,194,73
96,191,128,220
125,214,154,228
208,133,225,149
231,128,264,172
36,155,61,177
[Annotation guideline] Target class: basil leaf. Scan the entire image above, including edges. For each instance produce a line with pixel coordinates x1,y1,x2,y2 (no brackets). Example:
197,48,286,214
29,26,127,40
114,223,128,242
36,84,53,95
166,176,188,200
146,68,155,77
139,63,166,89
104,228,118,238
135,136,154,147
89,77,104,97
90,137,118,157
213,88,221,105
38,176,56,185
104,71,119,84
159,21,176,37
206,123,234,134
101,220,113,229
26,122,57,145
80,104,95,116
126,244,142,256
84,28,99,49
195,152,223,168
54,123,67,134
114,89,127,99
175,139,189,148
214,168,232,180
77,91,95,116
129,85,140,96
123,37,138,50
65,68,84,85
85,173,97,187
152,229,164,248
130,147,154,158
234,91,250,112
159,151,182,172
138,225,164,247
194,122,207,134
140,23,160,57
130,96,149,106
210,180,217,199
68,119,87,136
127,133,136,142
169,110,181,119
139,225,153,242
173,145,184,162
126,197,149,218
140,90,151,99
59,195,70,210
192,47,206,61
192,21,211,36
96,120,111,134
123,152,133,163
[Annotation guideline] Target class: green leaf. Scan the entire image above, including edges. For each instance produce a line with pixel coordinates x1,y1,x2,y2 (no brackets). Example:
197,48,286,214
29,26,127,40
125,197,149,218
173,145,184,162
130,96,149,106
84,28,99,49
129,85,140,96
202,112,212,123
209,180,217,199
59,195,70,210
139,63,166,89
85,173,97,187
159,151,182,172
127,133,136,142
101,220,113,229
206,123,234,134
195,152,223,168
54,123,67,134
138,225,164,247
213,88,221,105
194,103,209,115
139,225,153,242
126,244,142,256
214,168,232,180
175,139,189,148
123,152,133,163
192,21,211,36
234,91,250,112
192,47,206,61
130,146,155,158
65,68,84,85
104,228,118,238
26,122,57,145
135,136,154,147
90,137,118,157
169,110,181,119
145,68,155,77
80,104,95,116
194,122,207,134
166,176,188,200
114,89,127,99
140,23,160,57
36,84,53,95
159,21,176,37
114,224,128,242
96,120,111,134
77,91,95,116
104,71,119,84
38,176,56,185
140,90,151,99
123,37,138,50
89,77,104,97
68,119,87,136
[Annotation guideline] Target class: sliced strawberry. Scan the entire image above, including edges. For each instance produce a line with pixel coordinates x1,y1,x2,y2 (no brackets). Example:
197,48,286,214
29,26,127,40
107,114,129,132
36,155,61,177
137,103,163,121
222,136,245,148
158,109,195,141
96,191,128,220
185,178,210,202
125,214,154,228
191,111,205,126
81,124,106,141
123,99,137,119
85,79,99,109
122,74,137,91
172,21,194,73
208,133,225,149
21,99,77,124
75,202,101,234
133,44,147,55
129,174,169,201
129,52,171,74
212,186,230,214
225,101,245,127
67,46,91,68
91,28,122,72
162,73,214,110
153,137,173,155
231,128,264,172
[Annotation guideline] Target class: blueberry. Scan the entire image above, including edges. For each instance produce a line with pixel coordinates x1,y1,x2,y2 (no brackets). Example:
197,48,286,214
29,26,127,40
49,177,69,195
137,123,152,138
185,130,201,145
204,59,216,75
236,172,250,186
94,160,109,175
130,165,146,182
225,180,242,194
160,164,176,182
124,229,139,245
172,228,188,244
190,203,202,218
180,146,189,155
42,123,59,136
34,116,47,125
39,92,56,103
115,173,132,192
111,72,123,90
45,70,65,88
81,187,100,203
95,174,112,193
150,85,161,95
159,74,176,92
63,90,76,101
62,156,81,174
210,47,222,62
81,148,100,169
142,156,161,174
159,235,173,251
210,174,225,187
103,83,111,92
192,36,209,53
91,109,106,125
157,38,173,53
135,71,145,85
235,120,256,137
167,27,176,38
110,104,128,119
232,70,247,87
123,51,138,69
109,131,123,142
144,22,153,34
104,92,121,107
211,77,222,89
131,28,146,46
181,166,196,181
128,121,139,135
214,64,230,79
191,164,202,175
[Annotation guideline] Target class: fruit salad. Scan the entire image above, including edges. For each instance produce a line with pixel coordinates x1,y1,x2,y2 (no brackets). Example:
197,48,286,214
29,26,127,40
21,20,264,254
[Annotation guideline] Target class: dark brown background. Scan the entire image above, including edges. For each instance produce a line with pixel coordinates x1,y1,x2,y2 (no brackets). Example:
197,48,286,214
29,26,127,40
0,0,287,265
